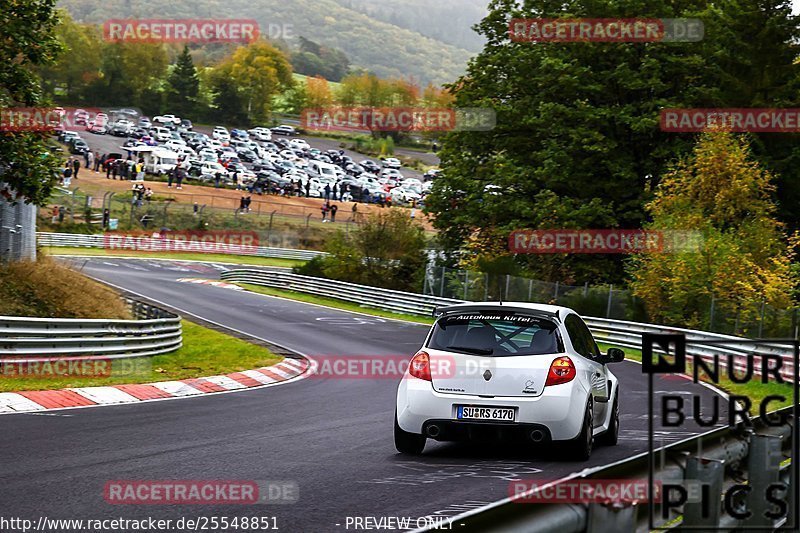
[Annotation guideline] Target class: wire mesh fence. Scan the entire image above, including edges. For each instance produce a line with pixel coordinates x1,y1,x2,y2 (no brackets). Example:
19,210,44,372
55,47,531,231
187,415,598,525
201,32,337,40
422,265,798,338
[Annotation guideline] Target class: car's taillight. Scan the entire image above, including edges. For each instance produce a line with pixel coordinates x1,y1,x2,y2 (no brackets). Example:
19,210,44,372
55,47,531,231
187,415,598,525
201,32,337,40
545,356,576,386
409,351,432,381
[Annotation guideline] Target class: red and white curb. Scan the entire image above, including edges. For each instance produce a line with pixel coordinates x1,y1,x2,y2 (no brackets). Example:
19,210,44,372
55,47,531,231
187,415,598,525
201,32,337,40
0,358,308,414
176,278,244,290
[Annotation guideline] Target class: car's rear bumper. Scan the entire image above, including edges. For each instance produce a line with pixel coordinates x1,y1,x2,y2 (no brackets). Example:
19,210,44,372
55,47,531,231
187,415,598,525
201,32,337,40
396,378,588,441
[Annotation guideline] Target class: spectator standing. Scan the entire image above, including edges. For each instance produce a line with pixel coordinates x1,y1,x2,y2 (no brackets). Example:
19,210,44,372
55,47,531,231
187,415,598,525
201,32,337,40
305,181,310,198
176,164,185,190
72,158,80,179
58,205,66,222
145,188,153,203
332,182,338,201
111,159,119,180
330,203,338,222
321,202,328,222
245,196,252,212
167,165,174,188
86,151,94,172
214,172,221,188
106,158,112,178
62,162,73,186
324,183,331,201
51,205,59,223
102,208,110,228
95,153,104,172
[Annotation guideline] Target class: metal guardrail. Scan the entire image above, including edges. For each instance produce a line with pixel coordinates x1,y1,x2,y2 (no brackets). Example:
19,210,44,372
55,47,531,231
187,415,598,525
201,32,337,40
221,268,461,316
436,404,797,532
220,269,796,377
36,232,326,261
0,299,182,361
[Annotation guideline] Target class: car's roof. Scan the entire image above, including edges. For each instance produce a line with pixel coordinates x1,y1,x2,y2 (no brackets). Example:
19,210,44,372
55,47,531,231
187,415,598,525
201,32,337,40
434,301,575,319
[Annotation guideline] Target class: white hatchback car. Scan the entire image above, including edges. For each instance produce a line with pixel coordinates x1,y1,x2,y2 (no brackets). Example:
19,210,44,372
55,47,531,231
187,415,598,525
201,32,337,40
395,302,624,459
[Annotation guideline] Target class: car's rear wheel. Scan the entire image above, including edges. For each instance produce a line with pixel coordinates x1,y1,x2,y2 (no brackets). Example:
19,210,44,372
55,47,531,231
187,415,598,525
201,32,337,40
566,399,593,460
597,392,619,446
394,412,426,455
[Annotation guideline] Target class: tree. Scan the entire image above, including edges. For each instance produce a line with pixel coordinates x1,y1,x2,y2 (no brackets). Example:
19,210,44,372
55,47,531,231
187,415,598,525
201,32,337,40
295,210,427,292
165,45,200,117
38,10,103,101
0,0,63,205
426,0,800,281
217,41,293,123
305,76,332,107
627,131,797,330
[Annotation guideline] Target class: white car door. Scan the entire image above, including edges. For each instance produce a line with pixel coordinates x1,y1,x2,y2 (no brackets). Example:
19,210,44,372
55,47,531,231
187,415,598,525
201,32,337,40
564,313,609,425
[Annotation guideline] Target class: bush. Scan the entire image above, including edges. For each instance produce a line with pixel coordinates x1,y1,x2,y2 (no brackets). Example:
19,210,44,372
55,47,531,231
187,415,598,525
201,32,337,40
0,256,132,318
294,210,426,292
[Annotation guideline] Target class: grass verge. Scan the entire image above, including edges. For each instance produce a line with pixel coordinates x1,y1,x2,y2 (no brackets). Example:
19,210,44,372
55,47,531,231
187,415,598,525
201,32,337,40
237,283,435,324
0,256,131,318
597,342,794,410
43,247,305,268
0,320,282,392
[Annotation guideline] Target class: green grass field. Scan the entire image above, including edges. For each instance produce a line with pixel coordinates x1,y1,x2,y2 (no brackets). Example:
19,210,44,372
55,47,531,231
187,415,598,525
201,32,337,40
43,247,305,268
0,320,282,392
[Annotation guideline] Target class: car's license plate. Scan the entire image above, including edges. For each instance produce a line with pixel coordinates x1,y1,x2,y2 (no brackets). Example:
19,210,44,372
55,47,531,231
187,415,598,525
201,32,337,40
456,406,515,421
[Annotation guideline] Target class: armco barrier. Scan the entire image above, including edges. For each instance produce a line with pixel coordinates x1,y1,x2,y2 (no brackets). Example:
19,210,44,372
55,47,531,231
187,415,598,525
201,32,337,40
220,269,796,378
36,232,325,261
420,405,797,532
0,299,182,361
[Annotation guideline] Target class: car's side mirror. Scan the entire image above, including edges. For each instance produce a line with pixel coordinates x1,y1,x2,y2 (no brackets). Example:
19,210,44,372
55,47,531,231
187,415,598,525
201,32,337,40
602,348,625,364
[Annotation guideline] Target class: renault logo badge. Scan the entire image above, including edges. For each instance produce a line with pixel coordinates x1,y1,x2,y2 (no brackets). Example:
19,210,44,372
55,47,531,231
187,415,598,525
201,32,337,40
483,369,492,381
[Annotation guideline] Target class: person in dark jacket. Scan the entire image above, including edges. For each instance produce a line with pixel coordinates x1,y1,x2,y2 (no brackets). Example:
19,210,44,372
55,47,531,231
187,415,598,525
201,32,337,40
72,158,80,179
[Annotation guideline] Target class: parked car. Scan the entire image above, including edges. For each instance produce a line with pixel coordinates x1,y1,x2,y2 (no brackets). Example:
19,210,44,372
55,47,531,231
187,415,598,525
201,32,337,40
110,119,134,137
394,302,624,458
70,139,90,155
153,114,181,126
360,159,381,173
381,157,402,169
271,124,297,136
288,138,310,150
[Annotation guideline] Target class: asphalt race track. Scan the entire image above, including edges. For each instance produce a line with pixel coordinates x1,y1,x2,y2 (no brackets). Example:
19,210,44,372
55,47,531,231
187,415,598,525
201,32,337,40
0,258,726,532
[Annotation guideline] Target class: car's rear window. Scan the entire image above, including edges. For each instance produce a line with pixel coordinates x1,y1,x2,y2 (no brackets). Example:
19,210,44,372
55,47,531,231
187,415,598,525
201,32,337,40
427,313,562,356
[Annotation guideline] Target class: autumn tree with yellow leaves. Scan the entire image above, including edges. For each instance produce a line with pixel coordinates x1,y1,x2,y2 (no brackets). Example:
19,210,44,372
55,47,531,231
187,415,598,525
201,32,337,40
628,131,797,332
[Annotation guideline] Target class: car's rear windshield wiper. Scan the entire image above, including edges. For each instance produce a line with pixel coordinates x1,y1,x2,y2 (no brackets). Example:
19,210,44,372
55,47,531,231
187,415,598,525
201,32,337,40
445,346,493,355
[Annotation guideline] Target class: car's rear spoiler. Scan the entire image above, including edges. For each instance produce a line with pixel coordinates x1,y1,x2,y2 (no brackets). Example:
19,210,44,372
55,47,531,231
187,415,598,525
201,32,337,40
432,304,560,321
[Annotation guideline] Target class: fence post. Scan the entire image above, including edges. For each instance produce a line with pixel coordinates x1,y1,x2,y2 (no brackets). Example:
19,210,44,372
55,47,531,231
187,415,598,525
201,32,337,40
306,213,312,228
440,266,445,297
553,281,559,299
606,284,613,318
682,457,724,527
463,271,469,300
758,298,766,337
744,433,782,529
584,281,589,297
484,273,488,300
708,295,715,331
505,274,510,301
528,279,533,301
